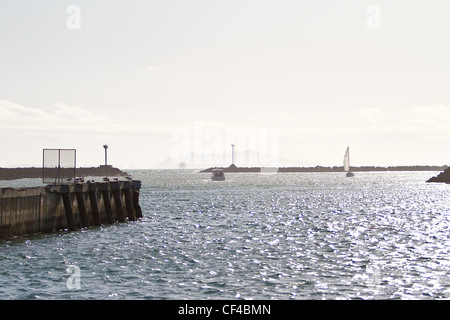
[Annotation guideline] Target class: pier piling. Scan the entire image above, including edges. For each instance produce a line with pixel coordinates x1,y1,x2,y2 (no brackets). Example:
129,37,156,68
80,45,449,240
100,183,115,224
132,180,142,219
123,187,135,221
111,182,126,223
60,185,77,232
88,183,102,227
74,184,89,228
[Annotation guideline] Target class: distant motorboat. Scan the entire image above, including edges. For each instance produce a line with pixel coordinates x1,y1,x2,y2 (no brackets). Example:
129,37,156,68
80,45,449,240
344,146,355,177
211,168,225,181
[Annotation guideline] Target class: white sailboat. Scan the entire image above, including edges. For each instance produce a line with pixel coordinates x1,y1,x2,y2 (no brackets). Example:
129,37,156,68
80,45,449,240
344,146,355,177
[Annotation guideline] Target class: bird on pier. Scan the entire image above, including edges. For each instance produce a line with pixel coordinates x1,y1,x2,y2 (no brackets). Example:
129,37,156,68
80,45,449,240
103,177,109,181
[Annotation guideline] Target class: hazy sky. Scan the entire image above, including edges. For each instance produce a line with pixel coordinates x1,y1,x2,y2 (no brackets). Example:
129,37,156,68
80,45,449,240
1,1,450,169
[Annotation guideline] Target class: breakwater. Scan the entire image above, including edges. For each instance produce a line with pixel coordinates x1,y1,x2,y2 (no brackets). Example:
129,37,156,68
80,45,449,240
0,166,128,181
427,167,450,183
0,180,142,240
200,165,449,173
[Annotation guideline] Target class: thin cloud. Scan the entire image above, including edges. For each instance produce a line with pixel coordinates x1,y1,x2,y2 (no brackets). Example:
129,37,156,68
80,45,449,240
52,103,108,123
0,100,47,121
0,100,110,125
0,99,181,135
406,105,450,126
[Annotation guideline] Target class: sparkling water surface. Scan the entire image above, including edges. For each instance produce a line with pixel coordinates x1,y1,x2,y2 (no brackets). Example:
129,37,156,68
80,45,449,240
1,170,450,300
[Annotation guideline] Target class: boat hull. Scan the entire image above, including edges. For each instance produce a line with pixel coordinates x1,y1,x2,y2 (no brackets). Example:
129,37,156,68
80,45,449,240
211,168,225,181
346,171,355,177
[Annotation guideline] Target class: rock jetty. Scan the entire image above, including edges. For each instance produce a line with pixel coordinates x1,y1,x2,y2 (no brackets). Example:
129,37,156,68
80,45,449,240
0,166,128,181
426,167,450,183
201,165,448,173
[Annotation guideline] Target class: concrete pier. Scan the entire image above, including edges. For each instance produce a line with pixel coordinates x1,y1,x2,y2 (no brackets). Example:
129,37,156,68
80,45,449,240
0,180,142,240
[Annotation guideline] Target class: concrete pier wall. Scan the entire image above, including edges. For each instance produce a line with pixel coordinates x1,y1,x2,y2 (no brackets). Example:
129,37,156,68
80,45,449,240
0,180,142,240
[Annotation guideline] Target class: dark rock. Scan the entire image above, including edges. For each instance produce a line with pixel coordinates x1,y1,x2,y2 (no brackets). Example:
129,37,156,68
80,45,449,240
427,167,450,183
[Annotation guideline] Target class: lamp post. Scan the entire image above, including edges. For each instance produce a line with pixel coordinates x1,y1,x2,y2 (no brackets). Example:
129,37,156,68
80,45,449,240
231,144,235,166
103,144,108,166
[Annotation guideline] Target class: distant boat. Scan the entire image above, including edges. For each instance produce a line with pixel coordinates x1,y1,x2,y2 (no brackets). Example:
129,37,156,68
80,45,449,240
344,146,355,177
211,168,225,181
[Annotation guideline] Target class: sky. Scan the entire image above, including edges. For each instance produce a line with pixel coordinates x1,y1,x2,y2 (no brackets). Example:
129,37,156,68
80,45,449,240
1,0,450,169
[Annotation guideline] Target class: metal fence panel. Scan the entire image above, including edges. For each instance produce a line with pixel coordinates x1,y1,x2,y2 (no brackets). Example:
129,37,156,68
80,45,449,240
43,149,76,184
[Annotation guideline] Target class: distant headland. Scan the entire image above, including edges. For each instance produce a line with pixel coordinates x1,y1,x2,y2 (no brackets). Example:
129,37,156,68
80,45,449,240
0,166,128,181
200,164,448,173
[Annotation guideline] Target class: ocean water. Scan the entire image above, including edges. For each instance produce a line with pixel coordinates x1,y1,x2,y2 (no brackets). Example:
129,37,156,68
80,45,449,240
1,170,450,300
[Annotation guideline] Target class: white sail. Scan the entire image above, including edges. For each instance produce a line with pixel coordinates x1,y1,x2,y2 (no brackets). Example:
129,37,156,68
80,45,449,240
343,147,350,172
